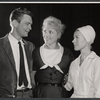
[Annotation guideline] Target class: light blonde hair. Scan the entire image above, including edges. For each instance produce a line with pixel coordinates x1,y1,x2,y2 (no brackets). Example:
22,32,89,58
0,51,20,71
42,16,66,35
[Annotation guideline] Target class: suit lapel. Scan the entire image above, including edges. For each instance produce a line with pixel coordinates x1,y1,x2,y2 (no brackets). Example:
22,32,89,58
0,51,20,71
23,40,30,70
2,34,16,73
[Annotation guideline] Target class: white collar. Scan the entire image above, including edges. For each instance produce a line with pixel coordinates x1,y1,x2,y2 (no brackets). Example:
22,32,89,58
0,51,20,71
42,43,63,54
8,33,24,45
79,51,96,60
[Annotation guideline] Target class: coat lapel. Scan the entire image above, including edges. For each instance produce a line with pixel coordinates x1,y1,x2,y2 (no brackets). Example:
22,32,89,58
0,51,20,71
2,34,16,73
23,40,30,70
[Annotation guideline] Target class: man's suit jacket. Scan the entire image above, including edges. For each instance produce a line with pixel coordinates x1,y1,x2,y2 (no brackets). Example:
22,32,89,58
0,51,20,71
0,34,35,98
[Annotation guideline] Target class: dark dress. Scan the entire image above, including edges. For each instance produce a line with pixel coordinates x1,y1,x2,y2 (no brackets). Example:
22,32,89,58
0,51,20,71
32,47,74,98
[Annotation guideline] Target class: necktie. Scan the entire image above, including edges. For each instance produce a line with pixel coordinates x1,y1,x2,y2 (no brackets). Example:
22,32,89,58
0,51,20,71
18,41,28,87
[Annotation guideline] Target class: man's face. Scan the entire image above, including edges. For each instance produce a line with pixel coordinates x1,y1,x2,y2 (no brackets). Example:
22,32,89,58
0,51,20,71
16,14,32,38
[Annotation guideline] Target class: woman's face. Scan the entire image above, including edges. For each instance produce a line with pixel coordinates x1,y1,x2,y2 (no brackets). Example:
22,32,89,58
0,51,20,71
72,30,87,51
42,26,61,45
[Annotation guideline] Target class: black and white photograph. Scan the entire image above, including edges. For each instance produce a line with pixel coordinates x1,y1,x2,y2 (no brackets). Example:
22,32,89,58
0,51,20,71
0,2,100,98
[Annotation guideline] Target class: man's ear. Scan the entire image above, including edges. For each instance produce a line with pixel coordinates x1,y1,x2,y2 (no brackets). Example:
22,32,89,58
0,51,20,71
12,20,19,27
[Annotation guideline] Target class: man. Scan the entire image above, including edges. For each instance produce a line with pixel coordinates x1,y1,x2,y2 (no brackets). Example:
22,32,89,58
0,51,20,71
0,7,35,98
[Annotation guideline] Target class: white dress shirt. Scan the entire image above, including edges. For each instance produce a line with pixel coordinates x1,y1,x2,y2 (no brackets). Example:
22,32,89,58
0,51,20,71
65,51,100,98
8,33,32,90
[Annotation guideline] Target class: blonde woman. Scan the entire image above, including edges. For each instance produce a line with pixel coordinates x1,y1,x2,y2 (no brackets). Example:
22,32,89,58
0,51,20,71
32,16,74,98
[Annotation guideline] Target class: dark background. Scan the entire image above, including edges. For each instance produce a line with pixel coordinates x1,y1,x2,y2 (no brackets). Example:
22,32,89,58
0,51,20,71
0,3,100,58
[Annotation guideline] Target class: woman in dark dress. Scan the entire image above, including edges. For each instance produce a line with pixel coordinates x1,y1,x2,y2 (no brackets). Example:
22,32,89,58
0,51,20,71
32,16,74,98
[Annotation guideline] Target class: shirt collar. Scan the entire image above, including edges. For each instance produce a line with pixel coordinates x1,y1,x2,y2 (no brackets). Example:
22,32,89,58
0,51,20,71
19,39,25,45
87,51,97,59
8,33,24,45
79,51,96,60
75,51,96,65
43,42,63,54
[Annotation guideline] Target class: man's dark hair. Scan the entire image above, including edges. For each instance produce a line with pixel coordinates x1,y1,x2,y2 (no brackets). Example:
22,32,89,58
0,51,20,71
9,7,33,23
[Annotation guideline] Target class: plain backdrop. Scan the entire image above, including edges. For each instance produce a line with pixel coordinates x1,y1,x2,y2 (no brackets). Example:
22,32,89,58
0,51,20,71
0,3,100,58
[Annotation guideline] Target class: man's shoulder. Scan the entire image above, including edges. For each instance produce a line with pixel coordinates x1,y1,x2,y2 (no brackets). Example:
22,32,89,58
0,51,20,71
0,35,8,43
0,34,7,39
23,39,35,49
25,40,32,44
23,39,33,45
